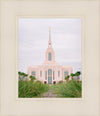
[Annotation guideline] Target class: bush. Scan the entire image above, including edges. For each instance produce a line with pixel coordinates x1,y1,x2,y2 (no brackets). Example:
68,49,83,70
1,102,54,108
30,75,36,81
65,75,70,82
18,80,49,98
58,80,63,84
51,80,82,98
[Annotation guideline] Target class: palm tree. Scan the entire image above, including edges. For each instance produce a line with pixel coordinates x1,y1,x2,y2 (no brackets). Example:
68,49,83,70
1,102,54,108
21,72,25,80
25,74,28,80
30,75,36,81
18,72,28,81
75,71,81,81
65,75,70,82
25,74,28,77
18,71,22,80
23,73,29,81
70,73,75,80
19,72,25,80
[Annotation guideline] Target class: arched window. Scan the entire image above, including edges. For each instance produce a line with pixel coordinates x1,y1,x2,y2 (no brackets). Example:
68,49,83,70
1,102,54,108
48,69,52,75
48,52,52,61
31,71,36,75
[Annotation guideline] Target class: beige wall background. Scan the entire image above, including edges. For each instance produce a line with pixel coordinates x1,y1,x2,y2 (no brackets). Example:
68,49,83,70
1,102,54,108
0,0,100,116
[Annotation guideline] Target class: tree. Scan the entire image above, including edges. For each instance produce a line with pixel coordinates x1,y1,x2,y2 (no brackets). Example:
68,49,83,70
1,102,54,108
75,71,81,75
18,72,28,81
24,74,28,80
70,73,75,80
30,75,36,81
18,71,22,80
25,74,28,77
65,75,70,82
75,71,81,81
21,72,25,80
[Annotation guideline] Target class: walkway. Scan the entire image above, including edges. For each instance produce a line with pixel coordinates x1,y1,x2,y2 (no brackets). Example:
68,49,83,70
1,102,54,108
42,88,57,98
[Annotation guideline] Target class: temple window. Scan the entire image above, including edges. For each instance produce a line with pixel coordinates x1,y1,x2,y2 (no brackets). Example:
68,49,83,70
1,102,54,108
31,71,36,76
58,71,60,77
45,71,47,80
53,71,55,80
48,52,52,61
64,71,68,77
40,71,42,77
48,69,52,75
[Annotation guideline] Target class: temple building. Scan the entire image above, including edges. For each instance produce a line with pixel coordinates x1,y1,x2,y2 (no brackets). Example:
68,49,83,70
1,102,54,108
27,27,73,84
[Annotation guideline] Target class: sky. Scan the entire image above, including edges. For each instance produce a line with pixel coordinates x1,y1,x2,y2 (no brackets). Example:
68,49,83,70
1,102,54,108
18,18,82,74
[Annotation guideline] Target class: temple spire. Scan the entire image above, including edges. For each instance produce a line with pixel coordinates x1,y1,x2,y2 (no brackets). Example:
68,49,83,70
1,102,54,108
48,26,52,47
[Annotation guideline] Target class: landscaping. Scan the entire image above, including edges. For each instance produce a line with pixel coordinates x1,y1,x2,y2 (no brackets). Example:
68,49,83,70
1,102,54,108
18,80,50,98
18,71,82,98
51,80,82,98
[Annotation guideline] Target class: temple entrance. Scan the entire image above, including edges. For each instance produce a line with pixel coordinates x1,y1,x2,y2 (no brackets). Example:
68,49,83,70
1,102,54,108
48,77,52,84
48,69,52,84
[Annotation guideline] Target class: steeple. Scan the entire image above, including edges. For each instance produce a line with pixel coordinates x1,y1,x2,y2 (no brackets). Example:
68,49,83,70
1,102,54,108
48,26,52,47
42,27,58,65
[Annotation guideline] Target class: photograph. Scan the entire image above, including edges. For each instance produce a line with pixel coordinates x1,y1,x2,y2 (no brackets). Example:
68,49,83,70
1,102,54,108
18,18,82,98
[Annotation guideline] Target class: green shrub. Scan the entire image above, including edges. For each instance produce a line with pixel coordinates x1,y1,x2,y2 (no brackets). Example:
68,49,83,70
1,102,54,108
58,80,63,84
18,80,49,98
51,80,82,98
30,75,36,81
65,75,70,82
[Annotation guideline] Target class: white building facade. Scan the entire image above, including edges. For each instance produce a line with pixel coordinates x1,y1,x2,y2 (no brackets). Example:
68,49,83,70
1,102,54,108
27,27,73,84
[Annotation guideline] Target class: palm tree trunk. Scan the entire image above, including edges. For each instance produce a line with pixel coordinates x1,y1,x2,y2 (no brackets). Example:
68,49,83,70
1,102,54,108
77,75,80,81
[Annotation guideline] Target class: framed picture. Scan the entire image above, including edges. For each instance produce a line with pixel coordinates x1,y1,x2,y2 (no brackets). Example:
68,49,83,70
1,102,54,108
18,18,82,98
0,0,100,116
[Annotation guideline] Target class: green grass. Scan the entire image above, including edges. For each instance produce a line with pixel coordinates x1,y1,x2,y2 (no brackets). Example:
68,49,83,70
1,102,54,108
18,80,50,98
18,80,82,98
51,80,82,98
